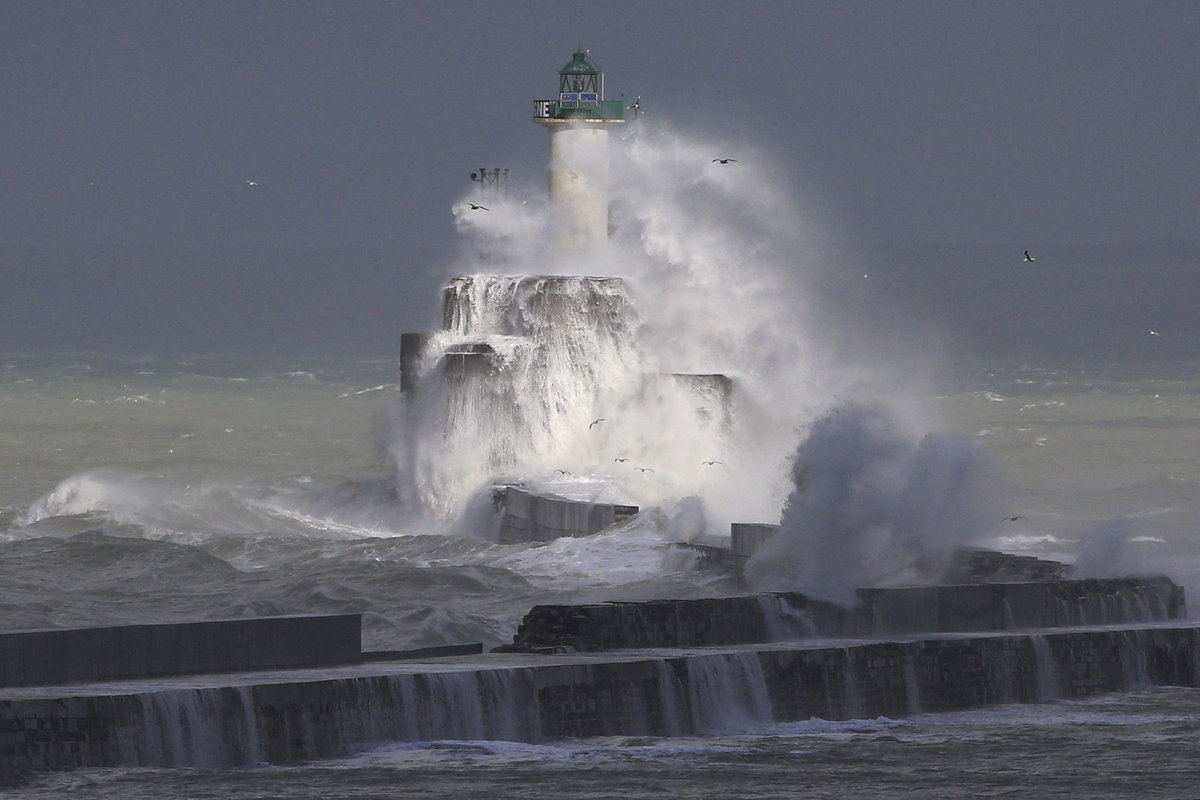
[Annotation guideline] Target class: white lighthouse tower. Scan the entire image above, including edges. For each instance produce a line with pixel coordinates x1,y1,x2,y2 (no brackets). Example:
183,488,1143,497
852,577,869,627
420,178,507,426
533,51,626,249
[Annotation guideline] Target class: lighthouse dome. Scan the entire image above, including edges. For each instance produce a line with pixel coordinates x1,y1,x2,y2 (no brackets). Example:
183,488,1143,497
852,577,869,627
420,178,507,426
560,51,599,75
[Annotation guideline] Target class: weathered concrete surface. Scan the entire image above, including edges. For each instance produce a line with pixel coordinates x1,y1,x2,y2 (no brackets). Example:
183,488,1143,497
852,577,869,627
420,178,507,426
940,546,1071,583
361,643,484,662
0,615,361,689
497,486,638,544
502,578,1184,652
2,624,1198,771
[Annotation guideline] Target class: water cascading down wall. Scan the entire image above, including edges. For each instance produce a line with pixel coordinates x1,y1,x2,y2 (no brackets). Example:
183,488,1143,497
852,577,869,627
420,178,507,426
1,577,1196,773
3,620,1200,772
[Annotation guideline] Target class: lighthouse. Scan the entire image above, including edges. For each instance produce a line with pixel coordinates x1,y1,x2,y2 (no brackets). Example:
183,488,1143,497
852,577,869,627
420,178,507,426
533,51,626,249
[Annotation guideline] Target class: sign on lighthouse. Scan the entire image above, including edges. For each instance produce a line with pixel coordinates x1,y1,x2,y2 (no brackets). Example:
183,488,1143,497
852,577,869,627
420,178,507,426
533,51,626,249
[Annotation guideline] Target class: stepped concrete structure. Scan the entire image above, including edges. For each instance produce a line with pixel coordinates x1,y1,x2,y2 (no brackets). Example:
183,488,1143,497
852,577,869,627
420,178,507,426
0,520,1191,778
1,580,1195,775
402,266,736,543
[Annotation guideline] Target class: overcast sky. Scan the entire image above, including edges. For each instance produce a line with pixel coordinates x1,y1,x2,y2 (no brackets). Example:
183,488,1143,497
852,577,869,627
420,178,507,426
2,1,1197,360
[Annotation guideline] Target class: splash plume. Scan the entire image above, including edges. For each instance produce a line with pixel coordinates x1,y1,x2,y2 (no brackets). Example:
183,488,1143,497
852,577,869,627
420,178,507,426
745,402,1004,604
393,121,943,549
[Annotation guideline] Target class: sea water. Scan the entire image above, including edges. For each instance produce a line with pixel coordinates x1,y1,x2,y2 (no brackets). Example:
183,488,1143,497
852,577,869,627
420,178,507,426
3,353,1200,796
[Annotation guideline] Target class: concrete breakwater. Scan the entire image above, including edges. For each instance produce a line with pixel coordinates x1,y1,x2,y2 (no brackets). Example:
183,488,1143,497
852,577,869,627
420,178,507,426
503,577,1185,652
3,623,1199,772
0,579,1193,775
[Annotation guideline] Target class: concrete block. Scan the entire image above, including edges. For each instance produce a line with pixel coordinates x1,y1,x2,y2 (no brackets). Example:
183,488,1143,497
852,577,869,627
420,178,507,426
498,487,637,544
730,523,779,558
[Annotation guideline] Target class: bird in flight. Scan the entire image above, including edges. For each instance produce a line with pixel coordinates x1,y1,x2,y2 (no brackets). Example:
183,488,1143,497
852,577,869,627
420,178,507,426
555,469,571,476
589,418,605,429
1023,250,1035,262
466,203,489,211
1002,516,1025,522
613,457,629,462
1149,330,1161,337
712,158,738,164
635,466,654,473
701,460,722,466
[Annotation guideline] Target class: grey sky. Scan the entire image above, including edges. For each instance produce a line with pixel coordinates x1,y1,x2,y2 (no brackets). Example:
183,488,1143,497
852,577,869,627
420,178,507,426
2,1,1198,359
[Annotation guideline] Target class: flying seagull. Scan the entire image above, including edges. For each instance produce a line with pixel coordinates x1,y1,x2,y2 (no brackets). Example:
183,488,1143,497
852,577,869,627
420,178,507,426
712,158,738,164
613,457,629,462
1023,250,1035,262
1002,516,1025,522
466,203,489,211
1149,330,1161,337
555,469,571,476
589,418,605,429
701,460,722,466
635,466,654,473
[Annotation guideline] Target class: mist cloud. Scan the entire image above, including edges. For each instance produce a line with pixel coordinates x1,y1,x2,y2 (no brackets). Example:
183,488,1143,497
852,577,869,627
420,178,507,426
745,402,1004,604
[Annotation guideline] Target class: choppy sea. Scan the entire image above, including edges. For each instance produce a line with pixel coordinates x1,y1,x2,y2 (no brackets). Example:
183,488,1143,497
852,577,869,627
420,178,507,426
3,353,1200,797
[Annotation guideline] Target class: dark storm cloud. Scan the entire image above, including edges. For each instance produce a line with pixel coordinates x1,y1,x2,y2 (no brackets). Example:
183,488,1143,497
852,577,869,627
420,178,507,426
1,1,1197,357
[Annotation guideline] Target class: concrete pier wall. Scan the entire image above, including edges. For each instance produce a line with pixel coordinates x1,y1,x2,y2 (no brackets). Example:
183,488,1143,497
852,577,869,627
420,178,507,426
3,624,1198,771
0,615,361,689
504,578,1185,652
